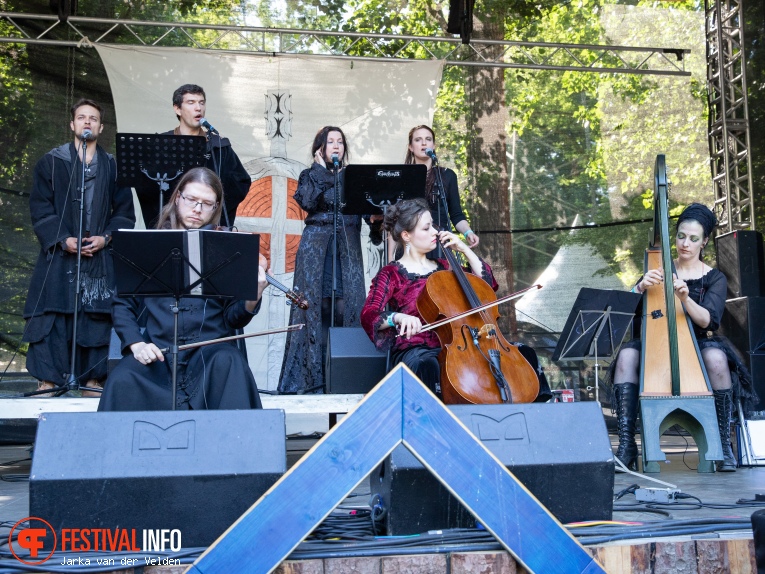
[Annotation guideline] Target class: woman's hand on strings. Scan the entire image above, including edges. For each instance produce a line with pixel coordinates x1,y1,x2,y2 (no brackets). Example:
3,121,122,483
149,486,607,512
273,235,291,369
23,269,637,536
130,341,164,365
672,273,690,302
438,230,470,254
394,313,423,340
638,268,664,292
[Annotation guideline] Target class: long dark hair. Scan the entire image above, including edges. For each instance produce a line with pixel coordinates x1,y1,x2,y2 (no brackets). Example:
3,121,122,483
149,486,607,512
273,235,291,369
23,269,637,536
404,124,435,165
311,126,349,166
156,167,224,229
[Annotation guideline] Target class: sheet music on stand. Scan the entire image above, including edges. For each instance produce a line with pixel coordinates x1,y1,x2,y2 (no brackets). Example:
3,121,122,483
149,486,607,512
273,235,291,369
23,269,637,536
552,288,642,403
111,228,260,409
342,164,426,216
112,229,261,300
116,133,207,226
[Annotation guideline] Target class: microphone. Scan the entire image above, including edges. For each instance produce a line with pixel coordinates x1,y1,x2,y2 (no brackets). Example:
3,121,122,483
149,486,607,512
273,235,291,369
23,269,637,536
331,154,340,168
79,129,94,141
200,117,219,134
425,148,438,163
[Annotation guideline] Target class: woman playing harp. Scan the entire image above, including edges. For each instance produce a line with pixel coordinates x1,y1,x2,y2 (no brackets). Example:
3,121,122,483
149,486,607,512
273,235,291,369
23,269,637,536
611,203,759,471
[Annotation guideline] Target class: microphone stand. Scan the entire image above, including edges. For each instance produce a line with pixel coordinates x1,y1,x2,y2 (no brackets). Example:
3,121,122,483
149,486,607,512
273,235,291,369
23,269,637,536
202,120,229,227
429,153,456,253
330,157,341,329
66,134,89,394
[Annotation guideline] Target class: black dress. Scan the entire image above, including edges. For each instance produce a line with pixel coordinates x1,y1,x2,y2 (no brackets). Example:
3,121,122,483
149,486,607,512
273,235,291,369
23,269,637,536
278,162,377,394
613,268,759,414
99,295,262,411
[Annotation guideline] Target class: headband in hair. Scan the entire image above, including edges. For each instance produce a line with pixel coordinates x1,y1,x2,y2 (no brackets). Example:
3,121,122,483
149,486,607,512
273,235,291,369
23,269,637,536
676,203,717,238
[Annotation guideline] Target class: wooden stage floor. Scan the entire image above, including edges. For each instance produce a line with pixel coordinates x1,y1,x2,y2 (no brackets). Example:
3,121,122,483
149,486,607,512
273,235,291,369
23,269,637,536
0,431,762,573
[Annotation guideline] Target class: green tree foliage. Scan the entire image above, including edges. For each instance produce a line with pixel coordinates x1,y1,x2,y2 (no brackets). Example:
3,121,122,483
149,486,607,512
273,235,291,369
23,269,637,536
0,0,252,365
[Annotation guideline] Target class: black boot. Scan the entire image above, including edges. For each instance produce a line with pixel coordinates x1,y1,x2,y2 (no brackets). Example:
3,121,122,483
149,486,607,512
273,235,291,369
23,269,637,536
713,389,736,472
614,383,639,470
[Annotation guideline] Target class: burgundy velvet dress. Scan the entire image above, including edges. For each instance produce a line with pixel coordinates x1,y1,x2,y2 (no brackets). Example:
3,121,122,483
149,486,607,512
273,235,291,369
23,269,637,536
361,258,552,401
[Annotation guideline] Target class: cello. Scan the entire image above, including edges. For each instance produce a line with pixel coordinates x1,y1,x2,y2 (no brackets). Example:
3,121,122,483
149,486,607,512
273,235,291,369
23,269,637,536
416,239,540,405
638,154,723,472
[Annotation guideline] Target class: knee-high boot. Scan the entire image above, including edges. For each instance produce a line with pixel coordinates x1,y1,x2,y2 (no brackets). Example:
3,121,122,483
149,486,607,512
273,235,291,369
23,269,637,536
614,383,639,470
713,388,736,472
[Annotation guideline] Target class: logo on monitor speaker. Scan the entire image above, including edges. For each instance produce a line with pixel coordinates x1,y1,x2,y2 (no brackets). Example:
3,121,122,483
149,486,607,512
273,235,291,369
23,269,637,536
468,412,529,449
132,420,196,456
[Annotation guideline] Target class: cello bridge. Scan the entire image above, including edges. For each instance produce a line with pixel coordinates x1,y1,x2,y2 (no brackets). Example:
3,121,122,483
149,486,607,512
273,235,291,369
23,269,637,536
479,324,497,339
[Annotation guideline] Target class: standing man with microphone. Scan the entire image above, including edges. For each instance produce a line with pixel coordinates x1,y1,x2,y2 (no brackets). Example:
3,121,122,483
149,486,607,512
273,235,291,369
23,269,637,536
22,98,136,397
135,83,251,228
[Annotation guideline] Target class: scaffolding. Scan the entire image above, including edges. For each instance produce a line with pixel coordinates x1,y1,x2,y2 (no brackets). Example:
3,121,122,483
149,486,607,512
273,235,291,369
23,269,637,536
705,0,755,231
0,11,691,76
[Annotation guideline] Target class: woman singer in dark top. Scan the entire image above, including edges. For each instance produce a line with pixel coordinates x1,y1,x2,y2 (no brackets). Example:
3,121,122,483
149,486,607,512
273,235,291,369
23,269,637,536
278,126,381,394
611,203,759,471
387,125,480,260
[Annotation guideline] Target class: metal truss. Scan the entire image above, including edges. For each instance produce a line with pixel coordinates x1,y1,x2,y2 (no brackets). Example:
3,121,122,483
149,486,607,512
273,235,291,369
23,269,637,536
705,0,755,231
0,11,691,76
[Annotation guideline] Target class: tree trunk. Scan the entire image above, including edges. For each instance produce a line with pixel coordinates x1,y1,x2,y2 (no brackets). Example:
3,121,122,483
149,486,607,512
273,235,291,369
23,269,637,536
465,6,516,332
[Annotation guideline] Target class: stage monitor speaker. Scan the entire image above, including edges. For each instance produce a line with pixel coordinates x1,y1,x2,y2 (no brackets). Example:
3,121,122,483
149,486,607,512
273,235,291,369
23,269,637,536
325,327,387,394
719,297,765,411
30,410,286,548
370,402,614,535
716,230,765,298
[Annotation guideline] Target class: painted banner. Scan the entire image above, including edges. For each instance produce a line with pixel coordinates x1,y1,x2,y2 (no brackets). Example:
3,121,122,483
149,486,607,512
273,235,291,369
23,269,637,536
97,46,443,389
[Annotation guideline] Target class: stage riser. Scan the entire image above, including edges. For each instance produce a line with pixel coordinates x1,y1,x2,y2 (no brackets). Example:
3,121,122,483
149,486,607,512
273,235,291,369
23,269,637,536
371,402,614,533
29,410,286,548
37,539,755,574
716,230,765,299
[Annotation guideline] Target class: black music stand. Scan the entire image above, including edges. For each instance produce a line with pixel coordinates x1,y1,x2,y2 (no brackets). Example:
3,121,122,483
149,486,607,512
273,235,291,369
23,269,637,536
343,164,426,265
552,288,642,404
116,133,206,227
111,229,260,409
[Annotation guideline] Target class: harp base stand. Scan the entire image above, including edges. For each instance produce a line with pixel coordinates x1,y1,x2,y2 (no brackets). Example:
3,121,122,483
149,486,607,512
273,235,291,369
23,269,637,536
640,396,723,473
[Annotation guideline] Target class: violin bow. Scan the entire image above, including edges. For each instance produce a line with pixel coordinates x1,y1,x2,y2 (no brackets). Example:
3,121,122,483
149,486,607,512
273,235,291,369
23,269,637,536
419,285,542,333
160,324,304,353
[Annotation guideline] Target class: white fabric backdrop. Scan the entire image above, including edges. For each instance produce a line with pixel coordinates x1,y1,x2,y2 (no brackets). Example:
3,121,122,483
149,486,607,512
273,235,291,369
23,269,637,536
97,46,443,390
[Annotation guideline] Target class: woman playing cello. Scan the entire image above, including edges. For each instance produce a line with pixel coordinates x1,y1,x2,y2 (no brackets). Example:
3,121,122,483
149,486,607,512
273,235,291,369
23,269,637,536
361,198,550,401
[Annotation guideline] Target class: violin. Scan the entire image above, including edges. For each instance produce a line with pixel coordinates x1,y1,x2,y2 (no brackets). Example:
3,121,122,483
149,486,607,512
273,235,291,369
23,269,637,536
416,237,539,404
258,253,309,310
212,226,308,310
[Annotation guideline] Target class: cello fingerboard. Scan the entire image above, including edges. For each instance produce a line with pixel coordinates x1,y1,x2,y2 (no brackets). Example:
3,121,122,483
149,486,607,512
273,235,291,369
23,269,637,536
641,250,712,396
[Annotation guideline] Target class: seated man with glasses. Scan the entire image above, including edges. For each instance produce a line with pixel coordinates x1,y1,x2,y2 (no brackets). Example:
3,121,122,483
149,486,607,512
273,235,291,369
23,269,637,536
99,167,270,411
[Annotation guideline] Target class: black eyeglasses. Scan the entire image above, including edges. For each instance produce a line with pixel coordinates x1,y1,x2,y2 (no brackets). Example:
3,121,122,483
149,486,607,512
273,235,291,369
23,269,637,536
179,192,217,213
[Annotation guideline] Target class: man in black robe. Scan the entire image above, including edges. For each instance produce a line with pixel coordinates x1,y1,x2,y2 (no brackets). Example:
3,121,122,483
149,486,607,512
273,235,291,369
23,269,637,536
23,98,136,396
135,83,251,228
99,167,268,411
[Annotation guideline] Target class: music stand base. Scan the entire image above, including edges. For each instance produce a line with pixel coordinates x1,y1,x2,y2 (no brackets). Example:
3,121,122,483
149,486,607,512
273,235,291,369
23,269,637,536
639,396,723,473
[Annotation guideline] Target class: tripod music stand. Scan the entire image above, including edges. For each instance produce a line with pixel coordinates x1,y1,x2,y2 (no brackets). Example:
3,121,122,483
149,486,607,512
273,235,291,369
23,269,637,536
111,229,260,409
552,288,642,404
116,133,206,227
343,164,427,266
